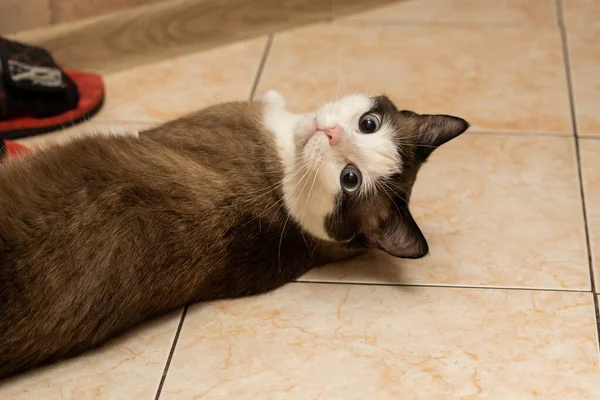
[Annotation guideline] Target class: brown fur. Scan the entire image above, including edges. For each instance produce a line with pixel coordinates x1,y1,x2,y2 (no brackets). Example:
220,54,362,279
0,101,356,378
0,98,468,378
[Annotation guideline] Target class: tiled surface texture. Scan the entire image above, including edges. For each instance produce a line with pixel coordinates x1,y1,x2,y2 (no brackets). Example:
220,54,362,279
2,0,600,398
0,311,182,399
346,0,558,24
95,37,267,121
568,30,600,137
256,23,572,134
302,134,589,290
161,284,600,399
563,0,600,30
580,139,600,289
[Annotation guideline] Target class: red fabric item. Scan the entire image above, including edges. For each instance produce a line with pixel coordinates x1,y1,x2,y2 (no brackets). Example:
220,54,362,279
5,140,30,157
0,69,104,138
1,140,30,162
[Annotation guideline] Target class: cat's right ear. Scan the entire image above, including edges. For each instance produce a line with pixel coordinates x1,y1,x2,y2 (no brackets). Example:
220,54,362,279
373,207,429,259
401,111,469,160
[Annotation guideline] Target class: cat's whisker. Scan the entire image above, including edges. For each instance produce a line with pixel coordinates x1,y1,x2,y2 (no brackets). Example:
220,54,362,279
253,157,313,195
376,180,403,215
275,157,318,266
275,160,319,273
294,167,316,248
269,163,314,216
378,179,409,207
247,160,316,228
300,67,325,106
335,44,342,103
228,160,313,207
396,141,439,149
393,131,444,149
277,213,292,275
298,161,322,247
301,163,321,217
241,196,284,229
333,0,342,103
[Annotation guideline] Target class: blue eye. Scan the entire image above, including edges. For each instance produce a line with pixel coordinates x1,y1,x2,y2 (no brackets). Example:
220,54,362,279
359,113,381,134
340,165,362,193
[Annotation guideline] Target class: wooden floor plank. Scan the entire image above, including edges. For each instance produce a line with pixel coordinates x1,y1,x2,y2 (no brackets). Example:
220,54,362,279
10,0,401,74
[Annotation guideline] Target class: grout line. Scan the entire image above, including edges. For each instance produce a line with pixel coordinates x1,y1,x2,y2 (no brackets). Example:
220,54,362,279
579,135,600,140
557,0,598,292
249,34,274,101
556,0,600,349
294,279,591,293
154,306,188,400
556,2,579,140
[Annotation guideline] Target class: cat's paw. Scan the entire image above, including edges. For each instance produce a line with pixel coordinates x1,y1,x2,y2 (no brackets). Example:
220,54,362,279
262,90,286,111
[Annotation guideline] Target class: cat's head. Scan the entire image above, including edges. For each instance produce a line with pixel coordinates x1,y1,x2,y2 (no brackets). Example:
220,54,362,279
262,90,469,258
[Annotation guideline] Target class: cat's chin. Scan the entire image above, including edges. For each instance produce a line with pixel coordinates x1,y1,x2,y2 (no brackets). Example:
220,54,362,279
302,131,331,162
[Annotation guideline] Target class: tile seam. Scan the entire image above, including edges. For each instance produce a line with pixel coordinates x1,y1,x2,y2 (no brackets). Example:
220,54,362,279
556,0,600,352
249,34,274,101
154,306,189,400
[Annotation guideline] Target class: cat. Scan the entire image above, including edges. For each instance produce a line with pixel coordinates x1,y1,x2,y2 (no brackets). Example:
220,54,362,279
0,90,469,378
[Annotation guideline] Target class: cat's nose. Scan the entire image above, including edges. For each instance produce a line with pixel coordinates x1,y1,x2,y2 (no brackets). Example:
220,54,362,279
323,125,343,145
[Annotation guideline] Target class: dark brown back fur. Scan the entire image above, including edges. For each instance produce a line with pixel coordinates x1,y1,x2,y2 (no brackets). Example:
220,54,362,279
0,101,356,378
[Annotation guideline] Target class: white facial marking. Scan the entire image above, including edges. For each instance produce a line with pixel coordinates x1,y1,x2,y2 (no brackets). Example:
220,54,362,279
262,90,400,242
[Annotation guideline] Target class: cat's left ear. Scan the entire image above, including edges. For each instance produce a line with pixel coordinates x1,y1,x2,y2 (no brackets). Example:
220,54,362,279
372,206,429,259
405,112,470,160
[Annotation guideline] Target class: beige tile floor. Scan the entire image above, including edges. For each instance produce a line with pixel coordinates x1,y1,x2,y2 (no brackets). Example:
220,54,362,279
3,0,600,398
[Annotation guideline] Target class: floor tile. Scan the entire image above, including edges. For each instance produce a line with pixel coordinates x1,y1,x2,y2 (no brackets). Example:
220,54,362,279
568,30,600,137
563,0,600,30
15,120,157,150
302,134,588,290
160,283,600,399
95,37,267,121
256,23,571,134
580,139,600,288
0,310,182,399
345,0,557,25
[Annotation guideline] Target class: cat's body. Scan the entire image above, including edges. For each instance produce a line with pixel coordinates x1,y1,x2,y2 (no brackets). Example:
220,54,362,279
0,92,468,378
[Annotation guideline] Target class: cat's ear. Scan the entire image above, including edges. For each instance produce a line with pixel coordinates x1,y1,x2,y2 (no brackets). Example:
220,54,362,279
402,111,469,160
374,207,429,259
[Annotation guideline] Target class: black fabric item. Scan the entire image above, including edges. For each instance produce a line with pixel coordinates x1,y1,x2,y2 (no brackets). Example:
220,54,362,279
0,37,79,121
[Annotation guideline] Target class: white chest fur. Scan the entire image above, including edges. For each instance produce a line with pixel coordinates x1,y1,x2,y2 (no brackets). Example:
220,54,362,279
262,91,336,241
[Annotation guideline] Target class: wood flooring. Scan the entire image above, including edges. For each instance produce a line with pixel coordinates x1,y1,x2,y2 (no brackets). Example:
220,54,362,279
10,0,401,74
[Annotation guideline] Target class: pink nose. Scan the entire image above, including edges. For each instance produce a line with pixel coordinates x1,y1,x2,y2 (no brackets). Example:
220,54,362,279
323,125,343,145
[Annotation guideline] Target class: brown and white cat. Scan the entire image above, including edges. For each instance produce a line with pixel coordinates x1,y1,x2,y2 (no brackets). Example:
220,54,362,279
0,91,468,378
